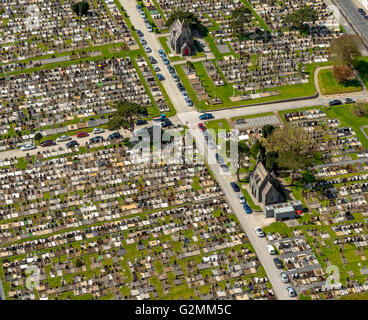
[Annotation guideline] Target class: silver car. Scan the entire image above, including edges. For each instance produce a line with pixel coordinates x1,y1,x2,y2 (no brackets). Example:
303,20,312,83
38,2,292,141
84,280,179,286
238,193,246,204
286,286,297,297
280,272,289,283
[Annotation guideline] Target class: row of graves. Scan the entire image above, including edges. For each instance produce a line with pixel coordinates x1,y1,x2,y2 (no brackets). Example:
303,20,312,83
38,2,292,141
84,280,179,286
267,231,326,293
136,57,171,113
0,56,165,151
0,140,274,299
0,0,136,65
154,0,339,101
282,109,365,165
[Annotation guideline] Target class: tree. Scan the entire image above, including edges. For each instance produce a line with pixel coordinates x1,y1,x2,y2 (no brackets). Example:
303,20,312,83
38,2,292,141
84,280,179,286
34,132,43,142
352,103,368,117
166,10,199,28
72,1,90,17
262,124,275,139
329,35,362,65
107,101,148,132
249,140,265,159
332,64,355,83
265,124,311,185
284,5,317,31
230,5,252,37
236,140,250,182
265,151,278,172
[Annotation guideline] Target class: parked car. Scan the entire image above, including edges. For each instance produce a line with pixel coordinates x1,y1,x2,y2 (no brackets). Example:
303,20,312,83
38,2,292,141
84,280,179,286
158,49,165,57
153,65,160,72
161,120,173,128
243,203,252,214
215,153,224,164
280,272,289,283
255,227,265,237
148,56,157,64
238,193,246,204
199,113,214,120
147,25,153,32
66,140,79,148
220,163,229,171
167,65,175,74
136,29,144,37
358,8,366,15
143,45,151,53
186,99,193,107
157,73,165,81
344,97,356,104
286,286,297,297
177,82,185,91
21,143,36,151
172,74,180,82
76,131,89,138
89,136,104,144
328,99,342,106
40,139,55,147
136,119,148,126
139,37,146,45
230,182,240,192
136,4,141,10
93,127,104,134
267,245,276,255
56,135,72,142
108,132,121,140
273,257,283,269
162,57,170,65
198,123,206,131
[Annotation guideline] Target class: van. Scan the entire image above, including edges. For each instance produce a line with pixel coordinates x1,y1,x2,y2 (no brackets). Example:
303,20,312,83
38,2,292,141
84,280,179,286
267,245,276,255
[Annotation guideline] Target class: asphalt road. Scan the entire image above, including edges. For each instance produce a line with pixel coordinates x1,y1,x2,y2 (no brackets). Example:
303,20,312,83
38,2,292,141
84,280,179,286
3,0,368,300
333,0,368,47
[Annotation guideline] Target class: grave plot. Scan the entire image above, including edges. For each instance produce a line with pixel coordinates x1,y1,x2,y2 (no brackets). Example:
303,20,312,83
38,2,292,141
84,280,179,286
0,141,274,299
0,0,135,65
0,55,166,152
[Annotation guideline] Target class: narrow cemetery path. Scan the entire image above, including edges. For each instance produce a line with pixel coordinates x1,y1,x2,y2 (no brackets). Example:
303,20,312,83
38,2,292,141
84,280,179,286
314,157,368,169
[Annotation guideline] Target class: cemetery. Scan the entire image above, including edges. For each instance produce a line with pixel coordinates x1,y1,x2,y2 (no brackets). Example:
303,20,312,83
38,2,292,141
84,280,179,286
0,0,136,66
150,0,343,109
0,54,171,152
0,137,274,300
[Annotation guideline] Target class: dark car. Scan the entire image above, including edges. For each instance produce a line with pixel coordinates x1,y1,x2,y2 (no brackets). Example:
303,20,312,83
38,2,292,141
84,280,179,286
136,119,148,126
161,120,173,128
230,182,240,192
358,8,366,15
199,113,214,120
273,258,283,269
108,132,121,140
328,99,342,106
168,65,175,74
66,140,79,148
40,139,55,147
177,82,185,91
89,136,104,144
136,29,144,37
148,56,157,64
215,153,224,164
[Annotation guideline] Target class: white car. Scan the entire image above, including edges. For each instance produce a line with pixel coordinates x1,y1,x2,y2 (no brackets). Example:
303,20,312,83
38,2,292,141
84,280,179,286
93,128,105,134
56,135,72,142
21,143,36,151
267,245,276,255
255,227,265,237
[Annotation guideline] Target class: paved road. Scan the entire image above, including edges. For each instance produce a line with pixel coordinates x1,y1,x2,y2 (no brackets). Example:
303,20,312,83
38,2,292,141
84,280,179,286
3,0,368,300
121,0,298,300
333,0,368,48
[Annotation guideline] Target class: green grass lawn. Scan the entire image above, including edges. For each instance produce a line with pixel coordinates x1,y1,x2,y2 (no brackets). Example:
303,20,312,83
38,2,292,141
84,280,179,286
158,36,171,55
318,68,362,95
